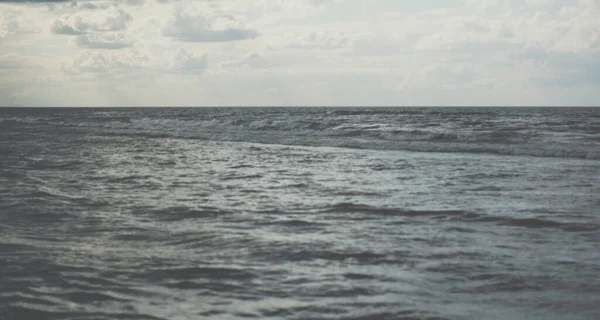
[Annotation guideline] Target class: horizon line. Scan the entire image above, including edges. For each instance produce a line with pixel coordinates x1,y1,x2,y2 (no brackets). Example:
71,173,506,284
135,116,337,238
1,105,599,108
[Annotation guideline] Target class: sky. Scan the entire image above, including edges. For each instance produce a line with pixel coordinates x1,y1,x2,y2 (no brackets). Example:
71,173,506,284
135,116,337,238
0,0,599,106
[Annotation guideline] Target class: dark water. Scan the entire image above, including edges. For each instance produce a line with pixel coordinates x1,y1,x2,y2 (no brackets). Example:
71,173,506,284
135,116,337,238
1,107,599,320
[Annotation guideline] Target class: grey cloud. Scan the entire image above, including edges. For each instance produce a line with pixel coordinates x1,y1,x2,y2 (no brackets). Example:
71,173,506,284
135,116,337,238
76,32,133,49
51,8,132,37
61,49,151,76
163,8,258,43
50,16,91,36
168,48,207,74
101,8,132,31
79,2,102,9
51,20,84,35
46,1,111,12
60,48,205,77
165,28,258,43
122,0,145,5
218,53,276,70
62,52,111,74
288,30,349,50
0,17,20,39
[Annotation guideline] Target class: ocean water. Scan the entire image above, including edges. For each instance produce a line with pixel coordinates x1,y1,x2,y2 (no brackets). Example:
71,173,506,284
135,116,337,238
0,107,599,320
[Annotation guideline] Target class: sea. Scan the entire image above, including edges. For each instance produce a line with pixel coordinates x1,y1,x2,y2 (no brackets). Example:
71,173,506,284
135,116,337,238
0,107,599,320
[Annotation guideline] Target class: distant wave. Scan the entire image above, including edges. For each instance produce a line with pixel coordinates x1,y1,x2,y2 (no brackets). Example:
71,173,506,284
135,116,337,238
117,117,600,160
3,110,599,160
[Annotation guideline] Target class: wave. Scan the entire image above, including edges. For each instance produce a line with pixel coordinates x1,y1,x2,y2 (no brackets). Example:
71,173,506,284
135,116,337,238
297,203,600,232
130,206,232,222
318,203,467,217
108,117,600,160
5,109,599,160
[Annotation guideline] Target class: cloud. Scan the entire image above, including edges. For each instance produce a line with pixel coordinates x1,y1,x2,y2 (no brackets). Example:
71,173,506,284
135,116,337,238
62,51,118,74
122,0,146,6
61,47,206,77
75,32,134,49
259,0,336,19
167,48,208,74
518,49,600,87
100,8,133,31
0,6,34,39
61,49,150,75
276,29,350,50
47,1,111,12
162,6,258,42
0,13,20,38
1,0,600,106
217,52,268,70
419,0,600,54
51,7,132,35
51,19,83,35
0,0,70,2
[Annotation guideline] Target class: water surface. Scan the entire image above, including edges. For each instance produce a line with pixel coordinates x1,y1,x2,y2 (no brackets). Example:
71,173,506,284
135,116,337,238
1,107,599,319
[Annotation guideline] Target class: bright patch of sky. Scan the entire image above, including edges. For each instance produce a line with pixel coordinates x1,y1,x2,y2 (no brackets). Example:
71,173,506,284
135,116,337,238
0,0,598,106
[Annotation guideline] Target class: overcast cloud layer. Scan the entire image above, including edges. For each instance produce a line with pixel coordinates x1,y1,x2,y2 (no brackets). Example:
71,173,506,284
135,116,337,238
1,0,599,106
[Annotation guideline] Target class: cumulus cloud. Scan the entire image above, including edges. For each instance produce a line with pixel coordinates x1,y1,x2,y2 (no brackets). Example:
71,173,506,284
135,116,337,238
47,1,111,12
167,48,208,74
0,13,20,38
218,52,269,70
0,6,34,38
259,0,335,19
162,6,258,42
61,47,207,77
51,19,83,35
122,0,146,6
277,29,350,50
416,0,600,54
61,49,150,75
51,7,132,35
75,32,134,49
62,51,118,74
